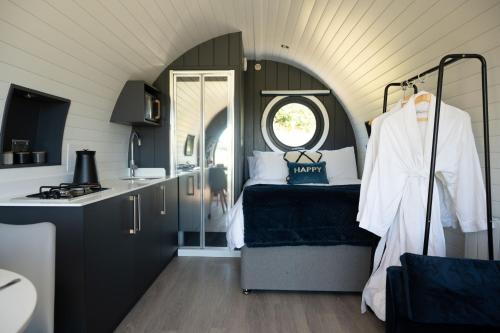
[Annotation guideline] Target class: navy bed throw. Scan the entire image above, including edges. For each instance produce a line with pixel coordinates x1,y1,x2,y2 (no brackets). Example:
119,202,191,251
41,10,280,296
386,253,500,332
242,184,378,248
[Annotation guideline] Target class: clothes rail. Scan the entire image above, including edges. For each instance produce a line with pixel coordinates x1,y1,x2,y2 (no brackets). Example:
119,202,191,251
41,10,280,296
383,54,493,260
382,57,462,114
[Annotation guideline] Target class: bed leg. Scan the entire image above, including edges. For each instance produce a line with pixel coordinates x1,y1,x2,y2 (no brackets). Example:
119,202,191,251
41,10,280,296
242,289,250,295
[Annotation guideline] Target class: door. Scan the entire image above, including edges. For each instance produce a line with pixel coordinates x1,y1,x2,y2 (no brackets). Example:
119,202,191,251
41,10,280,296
154,179,179,268
159,179,179,264
172,75,203,246
202,74,233,247
133,187,160,297
84,194,136,333
171,71,234,249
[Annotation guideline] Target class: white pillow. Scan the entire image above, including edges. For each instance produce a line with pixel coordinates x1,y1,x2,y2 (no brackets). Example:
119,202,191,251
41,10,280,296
319,147,358,179
247,156,256,179
253,151,288,180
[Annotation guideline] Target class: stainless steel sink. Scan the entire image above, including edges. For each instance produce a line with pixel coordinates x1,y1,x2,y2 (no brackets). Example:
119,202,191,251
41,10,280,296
120,177,161,181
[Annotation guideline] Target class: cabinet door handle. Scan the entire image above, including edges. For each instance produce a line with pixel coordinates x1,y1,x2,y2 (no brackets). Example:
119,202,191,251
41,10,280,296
129,195,137,234
137,194,142,232
160,185,166,215
187,176,194,196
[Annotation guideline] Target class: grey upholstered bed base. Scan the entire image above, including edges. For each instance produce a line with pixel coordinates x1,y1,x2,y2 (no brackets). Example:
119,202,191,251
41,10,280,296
241,245,373,292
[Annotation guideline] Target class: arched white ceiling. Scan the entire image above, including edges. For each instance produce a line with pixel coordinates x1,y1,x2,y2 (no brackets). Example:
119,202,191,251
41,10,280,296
1,0,499,172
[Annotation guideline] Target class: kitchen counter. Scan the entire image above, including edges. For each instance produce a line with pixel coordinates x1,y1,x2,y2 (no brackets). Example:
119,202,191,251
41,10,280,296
0,176,180,332
0,176,177,207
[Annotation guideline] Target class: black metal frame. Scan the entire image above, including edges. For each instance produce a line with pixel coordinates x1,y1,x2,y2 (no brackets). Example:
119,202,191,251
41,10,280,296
382,54,493,260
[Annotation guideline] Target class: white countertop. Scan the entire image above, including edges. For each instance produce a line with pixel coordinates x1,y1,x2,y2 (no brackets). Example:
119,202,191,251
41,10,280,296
0,176,176,207
0,269,37,333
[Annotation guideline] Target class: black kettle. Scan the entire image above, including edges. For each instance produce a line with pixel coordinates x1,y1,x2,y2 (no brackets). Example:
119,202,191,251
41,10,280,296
73,150,99,185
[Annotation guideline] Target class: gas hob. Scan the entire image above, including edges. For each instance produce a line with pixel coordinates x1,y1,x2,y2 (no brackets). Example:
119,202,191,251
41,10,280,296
26,183,108,200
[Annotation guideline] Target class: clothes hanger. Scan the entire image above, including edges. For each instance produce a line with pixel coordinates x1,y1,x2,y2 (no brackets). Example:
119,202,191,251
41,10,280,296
414,75,431,121
401,81,411,105
399,78,429,122
402,77,432,105
415,74,431,107
415,93,431,105
367,81,415,126
415,93,431,121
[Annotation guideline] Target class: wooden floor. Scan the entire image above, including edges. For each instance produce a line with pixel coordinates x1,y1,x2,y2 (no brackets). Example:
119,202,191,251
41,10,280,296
116,257,384,333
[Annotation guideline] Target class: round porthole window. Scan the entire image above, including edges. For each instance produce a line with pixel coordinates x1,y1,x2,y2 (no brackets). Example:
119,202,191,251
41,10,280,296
272,103,317,147
261,96,329,152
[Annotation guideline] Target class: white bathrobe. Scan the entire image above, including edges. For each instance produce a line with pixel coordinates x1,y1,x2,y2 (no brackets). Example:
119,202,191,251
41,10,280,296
357,102,402,222
359,94,487,321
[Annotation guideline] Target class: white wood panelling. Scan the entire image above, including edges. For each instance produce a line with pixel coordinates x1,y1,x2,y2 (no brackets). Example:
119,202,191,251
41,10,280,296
0,0,499,228
0,0,132,197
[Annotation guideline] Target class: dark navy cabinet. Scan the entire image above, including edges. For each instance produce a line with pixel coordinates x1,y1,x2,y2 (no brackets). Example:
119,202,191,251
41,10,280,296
133,186,159,297
84,193,136,333
0,178,178,333
110,81,161,127
157,181,179,270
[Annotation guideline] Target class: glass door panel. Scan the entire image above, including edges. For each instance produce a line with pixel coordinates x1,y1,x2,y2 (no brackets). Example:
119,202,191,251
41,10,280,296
174,75,202,247
202,75,232,247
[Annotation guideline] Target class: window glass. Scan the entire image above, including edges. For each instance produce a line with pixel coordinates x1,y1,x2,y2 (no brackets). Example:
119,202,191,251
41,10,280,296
271,103,317,147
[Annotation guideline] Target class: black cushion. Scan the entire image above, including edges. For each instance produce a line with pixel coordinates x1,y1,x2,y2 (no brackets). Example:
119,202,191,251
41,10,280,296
400,253,500,327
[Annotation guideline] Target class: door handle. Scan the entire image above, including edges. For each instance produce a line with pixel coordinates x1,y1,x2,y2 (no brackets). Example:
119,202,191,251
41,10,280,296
129,195,137,234
160,185,166,215
187,176,194,196
137,194,142,232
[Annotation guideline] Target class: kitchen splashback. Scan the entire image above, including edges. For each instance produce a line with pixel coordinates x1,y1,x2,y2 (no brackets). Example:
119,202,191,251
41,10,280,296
0,141,130,198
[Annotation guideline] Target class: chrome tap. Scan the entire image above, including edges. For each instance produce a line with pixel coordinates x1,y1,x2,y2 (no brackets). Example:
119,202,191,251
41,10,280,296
129,130,142,177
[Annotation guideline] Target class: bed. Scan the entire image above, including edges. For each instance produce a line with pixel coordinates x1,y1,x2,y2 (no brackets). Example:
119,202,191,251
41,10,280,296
227,148,379,293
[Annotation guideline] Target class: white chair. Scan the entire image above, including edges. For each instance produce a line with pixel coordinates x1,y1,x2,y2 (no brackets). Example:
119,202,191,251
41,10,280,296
0,223,56,333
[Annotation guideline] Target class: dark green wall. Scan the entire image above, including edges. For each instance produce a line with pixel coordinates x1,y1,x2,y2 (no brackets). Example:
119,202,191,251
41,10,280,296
243,60,356,179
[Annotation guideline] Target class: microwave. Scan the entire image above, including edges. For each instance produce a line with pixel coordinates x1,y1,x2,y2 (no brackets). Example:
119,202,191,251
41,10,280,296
144,92,161,123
